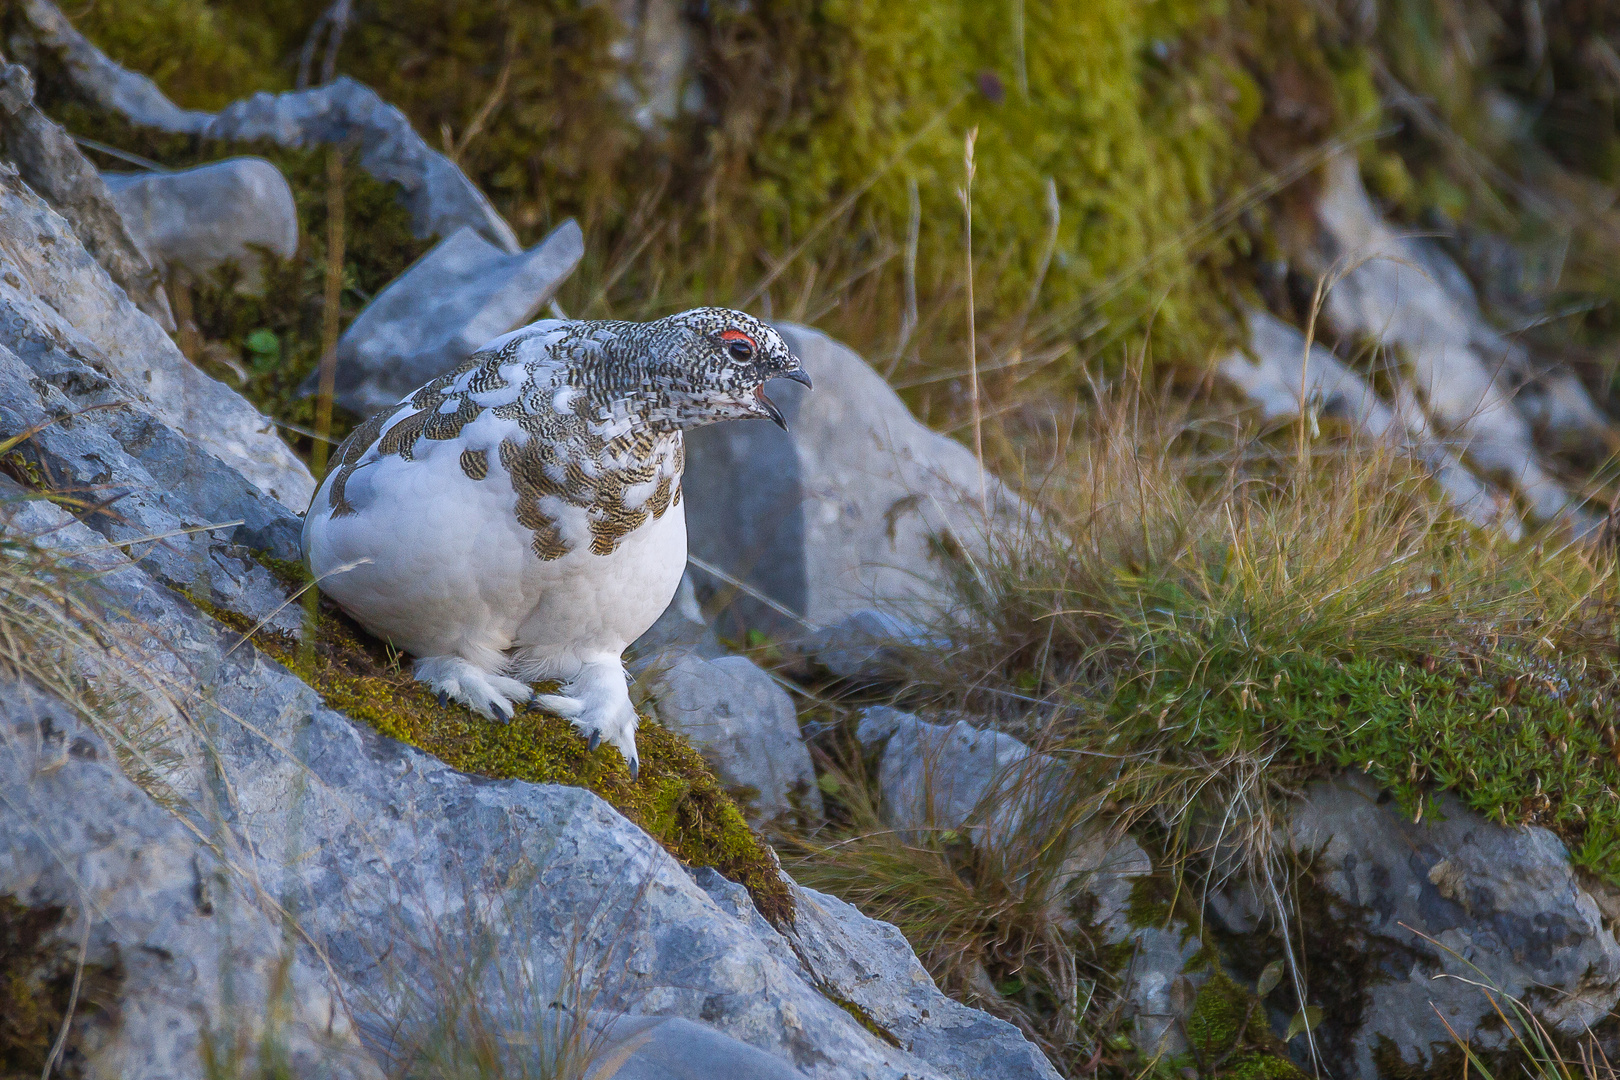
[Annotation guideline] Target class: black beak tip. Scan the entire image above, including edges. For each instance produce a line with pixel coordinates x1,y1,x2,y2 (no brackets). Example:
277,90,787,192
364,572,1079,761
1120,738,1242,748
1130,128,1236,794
782,367,813,389
758,390,790,430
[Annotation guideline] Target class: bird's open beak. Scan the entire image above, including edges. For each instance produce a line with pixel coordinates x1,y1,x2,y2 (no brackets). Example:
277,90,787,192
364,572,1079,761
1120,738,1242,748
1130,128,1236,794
754,384,789,430
755,367,810,430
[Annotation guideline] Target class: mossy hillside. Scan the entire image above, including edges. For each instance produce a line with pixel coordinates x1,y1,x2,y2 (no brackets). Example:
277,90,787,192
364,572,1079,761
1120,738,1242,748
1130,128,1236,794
220,561,793,925
30,0,1376,383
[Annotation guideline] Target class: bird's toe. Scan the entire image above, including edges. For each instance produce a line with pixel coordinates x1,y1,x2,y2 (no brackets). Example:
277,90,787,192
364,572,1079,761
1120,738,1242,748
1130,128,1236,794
532,692,585,718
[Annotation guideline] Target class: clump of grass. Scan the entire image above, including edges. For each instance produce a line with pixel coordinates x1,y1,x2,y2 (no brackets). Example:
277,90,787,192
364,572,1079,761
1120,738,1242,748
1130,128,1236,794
784,380,1620,1072
906,383,1620,876
229,558,793,925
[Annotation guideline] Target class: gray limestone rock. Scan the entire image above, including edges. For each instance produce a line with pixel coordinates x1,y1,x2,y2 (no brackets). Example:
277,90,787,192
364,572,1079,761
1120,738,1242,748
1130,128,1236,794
0,685,382,1080
855,706,1051,845
0,248,305,634
11,1,517,252
0,489,1061,1080
0,59,175,329
809,608,951,682
1053,832,1207,1057
1209,774,1620,1076
855,708,1205,1054
642,652,822,824
103,158,299,293
684,322,1030,640
1221,309,1522,538
324,221,584,415
781,885,1064,1080
595,1016,810,1079
0,161,313,510
1300,153,1603,531
202,78,521,253
11,0,213,134
601,0,700,131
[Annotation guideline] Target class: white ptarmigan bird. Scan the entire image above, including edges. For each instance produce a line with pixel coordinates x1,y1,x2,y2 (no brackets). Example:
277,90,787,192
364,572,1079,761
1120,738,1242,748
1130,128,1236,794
302,308,809,776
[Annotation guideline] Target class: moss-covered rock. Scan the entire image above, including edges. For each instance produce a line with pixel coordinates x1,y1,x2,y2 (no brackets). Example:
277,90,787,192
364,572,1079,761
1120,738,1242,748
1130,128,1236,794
218,558,793,926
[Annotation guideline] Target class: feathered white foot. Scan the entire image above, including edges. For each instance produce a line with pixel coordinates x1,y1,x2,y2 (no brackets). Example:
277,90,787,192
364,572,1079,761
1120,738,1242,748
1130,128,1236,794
414,656,533,722
533,658,641,777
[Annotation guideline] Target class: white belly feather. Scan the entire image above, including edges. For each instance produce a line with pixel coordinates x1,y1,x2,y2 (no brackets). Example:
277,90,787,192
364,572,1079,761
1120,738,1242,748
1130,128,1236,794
303,427,687,669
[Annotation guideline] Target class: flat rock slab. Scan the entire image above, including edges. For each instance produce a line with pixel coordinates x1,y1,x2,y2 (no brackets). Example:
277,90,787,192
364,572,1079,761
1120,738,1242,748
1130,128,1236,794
104,157,298,292
327,220,584,415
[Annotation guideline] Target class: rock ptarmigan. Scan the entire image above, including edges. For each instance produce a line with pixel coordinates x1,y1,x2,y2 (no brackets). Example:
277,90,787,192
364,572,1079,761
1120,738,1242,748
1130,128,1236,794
301,308,809,776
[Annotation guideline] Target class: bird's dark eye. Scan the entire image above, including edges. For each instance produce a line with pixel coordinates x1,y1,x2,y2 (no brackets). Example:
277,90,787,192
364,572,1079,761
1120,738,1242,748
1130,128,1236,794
727,339,755,362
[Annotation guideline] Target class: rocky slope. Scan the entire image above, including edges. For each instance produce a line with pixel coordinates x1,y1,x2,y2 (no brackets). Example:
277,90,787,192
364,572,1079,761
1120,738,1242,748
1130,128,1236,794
4,8,1620,1077
0,47,1058,1079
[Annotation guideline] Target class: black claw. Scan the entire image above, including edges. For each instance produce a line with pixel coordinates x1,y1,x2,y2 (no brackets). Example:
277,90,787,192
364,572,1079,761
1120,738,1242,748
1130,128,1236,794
437,690,449,709
491,702,510,723
629,758,639,780
588,730,601,752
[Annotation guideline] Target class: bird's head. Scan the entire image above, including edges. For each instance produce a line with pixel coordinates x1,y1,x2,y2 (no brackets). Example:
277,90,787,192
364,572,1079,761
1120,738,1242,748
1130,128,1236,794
645,308,812,430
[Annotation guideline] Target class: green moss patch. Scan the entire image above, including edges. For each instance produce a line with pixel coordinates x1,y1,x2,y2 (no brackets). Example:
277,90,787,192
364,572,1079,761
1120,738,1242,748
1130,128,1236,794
217,564,793,926
1184,972,1308,1079
1116,649,1620,881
